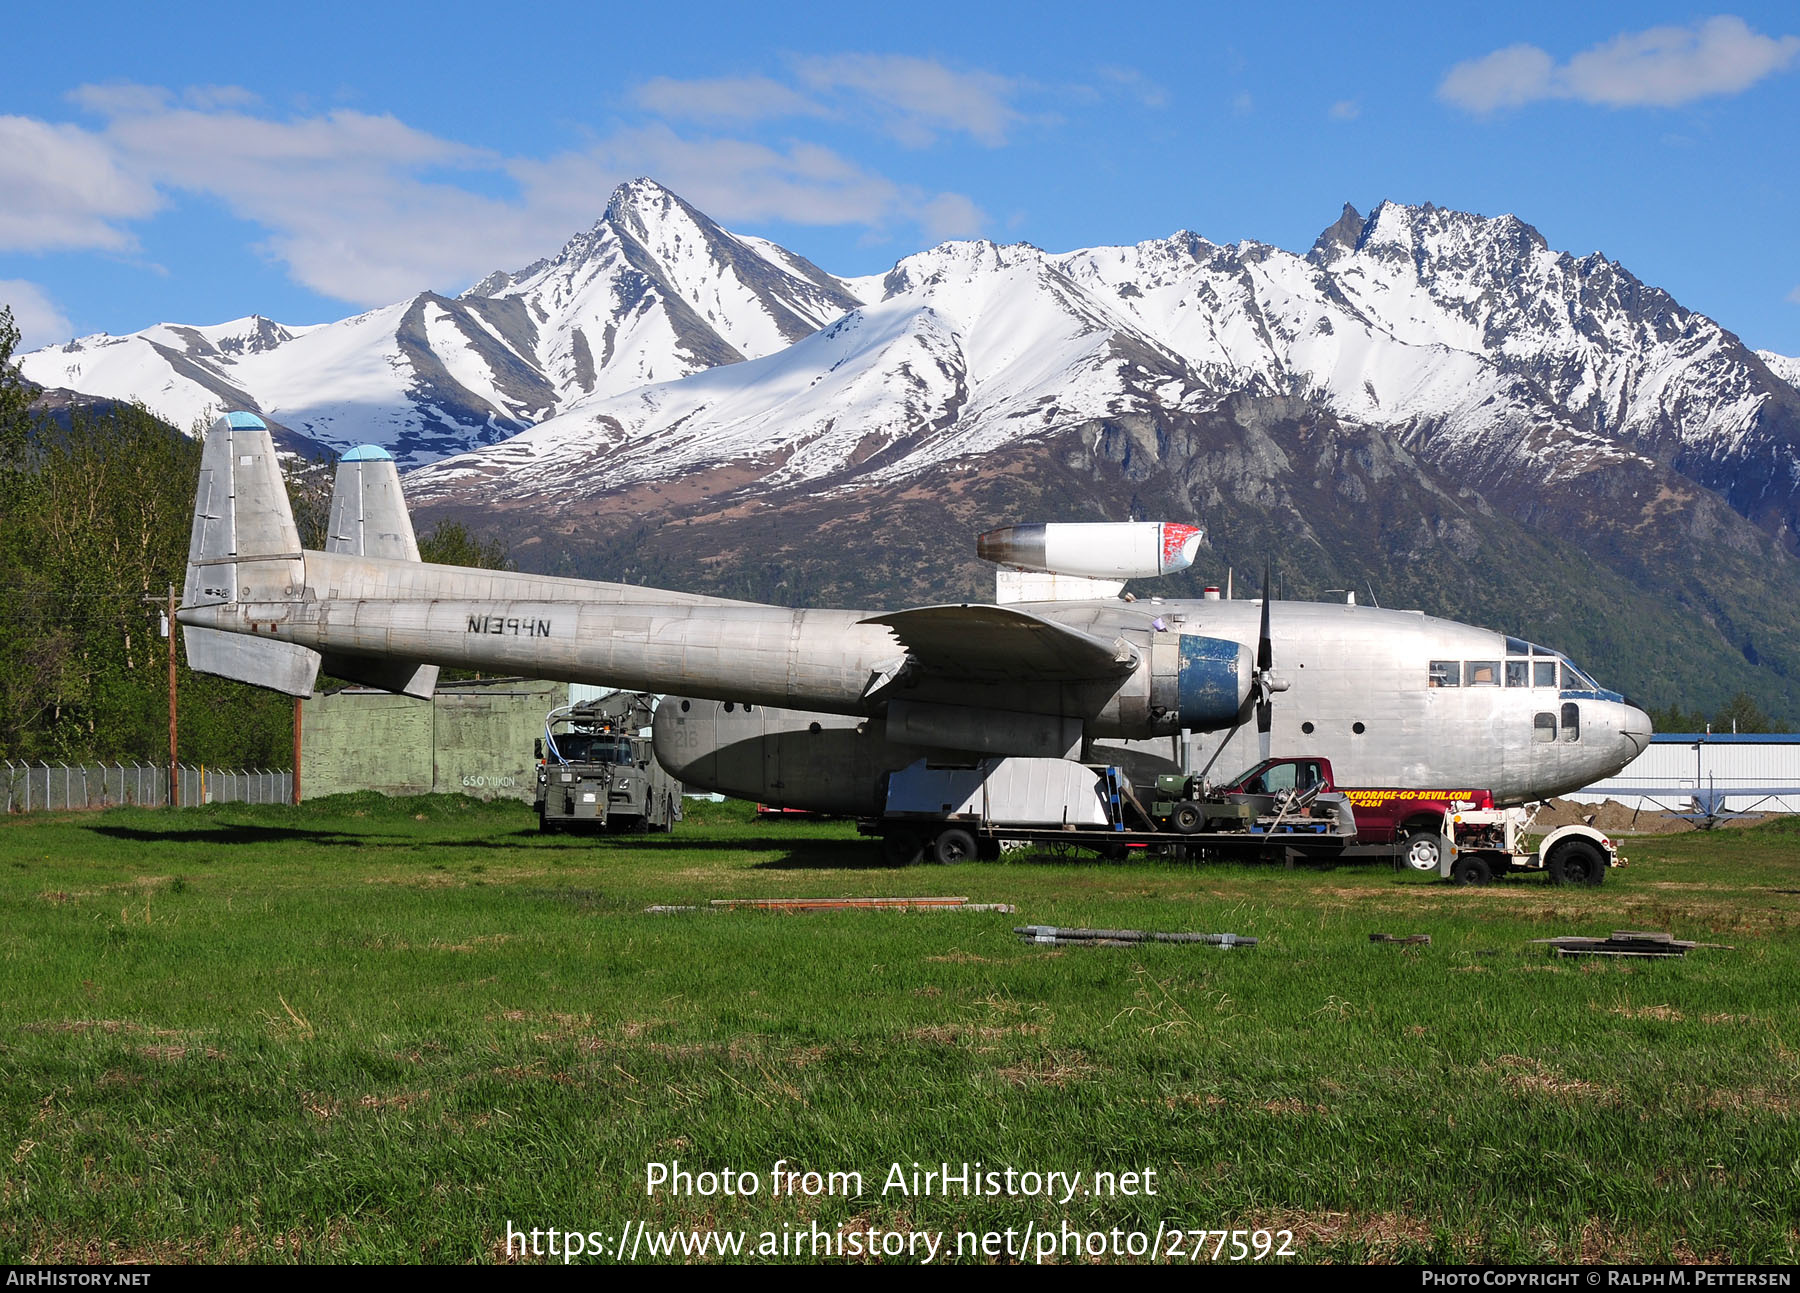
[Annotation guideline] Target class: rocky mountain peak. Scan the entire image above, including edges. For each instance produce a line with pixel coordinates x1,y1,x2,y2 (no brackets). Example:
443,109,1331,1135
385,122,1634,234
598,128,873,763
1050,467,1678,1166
1308,202,1367,263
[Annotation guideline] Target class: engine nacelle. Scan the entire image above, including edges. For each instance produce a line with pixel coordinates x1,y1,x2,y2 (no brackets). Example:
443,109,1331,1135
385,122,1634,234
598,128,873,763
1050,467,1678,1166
1176,634,1255,729
977,522,1203,579
654,699,932,816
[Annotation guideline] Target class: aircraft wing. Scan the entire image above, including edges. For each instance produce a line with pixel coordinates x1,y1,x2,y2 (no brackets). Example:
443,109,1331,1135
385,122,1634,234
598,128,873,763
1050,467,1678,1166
861,604,1137,683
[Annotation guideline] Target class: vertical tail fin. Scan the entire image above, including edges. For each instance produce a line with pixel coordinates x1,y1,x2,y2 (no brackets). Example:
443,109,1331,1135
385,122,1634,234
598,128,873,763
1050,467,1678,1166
326,444,424,561
317,444,438,699
180,412,323,697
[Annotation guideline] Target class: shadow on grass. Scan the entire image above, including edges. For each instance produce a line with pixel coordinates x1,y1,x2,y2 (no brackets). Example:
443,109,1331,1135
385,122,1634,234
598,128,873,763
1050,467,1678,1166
86,823,414,846
750,841,907,871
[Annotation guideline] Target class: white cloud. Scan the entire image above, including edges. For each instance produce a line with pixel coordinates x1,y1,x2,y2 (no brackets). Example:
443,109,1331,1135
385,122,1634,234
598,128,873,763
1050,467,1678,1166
13,86,993,307
513,126,986,246
0,115,162,251
916,191,987,240
794,53,1025,146
1231,91,1254,116
1788,285,1800,304
88,95,540,305
1096,65,1170,109
1440,16,1800,112
0,280,75,349
631,75,827,125
1329,98,1361,120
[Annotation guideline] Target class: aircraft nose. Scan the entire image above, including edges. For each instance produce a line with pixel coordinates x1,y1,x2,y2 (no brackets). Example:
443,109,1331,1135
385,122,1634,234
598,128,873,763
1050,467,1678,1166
1618,704,1653,758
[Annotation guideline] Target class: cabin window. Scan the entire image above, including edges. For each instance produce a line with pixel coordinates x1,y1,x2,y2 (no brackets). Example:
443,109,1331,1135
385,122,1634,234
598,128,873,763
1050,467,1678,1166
1505,660,1530,687
1259,764,1299,793
1534,660,1558,688
1466,660,1500,686
1429,661,1460,687
1561,702,1580,742
1533,712,1556,743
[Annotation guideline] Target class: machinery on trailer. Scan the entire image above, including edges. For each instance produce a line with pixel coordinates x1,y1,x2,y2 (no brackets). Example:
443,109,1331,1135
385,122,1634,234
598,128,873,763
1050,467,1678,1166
534,692,682,833
867,756,1359,864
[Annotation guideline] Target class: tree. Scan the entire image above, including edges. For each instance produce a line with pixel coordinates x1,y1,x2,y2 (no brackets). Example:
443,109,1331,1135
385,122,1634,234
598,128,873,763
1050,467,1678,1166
1711,690,1779,735
418,519,512,570
0,392,297,765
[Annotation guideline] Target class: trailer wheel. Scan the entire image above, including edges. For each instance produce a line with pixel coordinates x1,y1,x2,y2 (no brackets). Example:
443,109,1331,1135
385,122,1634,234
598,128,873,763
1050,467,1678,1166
881,832,924,867
1169,802,1206,834
1546,839,1606,887
1401,830,1443,872
1450,854,1493,886
932,828,978,864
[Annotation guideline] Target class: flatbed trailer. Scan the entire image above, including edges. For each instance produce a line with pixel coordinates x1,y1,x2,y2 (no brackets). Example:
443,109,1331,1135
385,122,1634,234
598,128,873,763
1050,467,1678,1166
862,757,1359,864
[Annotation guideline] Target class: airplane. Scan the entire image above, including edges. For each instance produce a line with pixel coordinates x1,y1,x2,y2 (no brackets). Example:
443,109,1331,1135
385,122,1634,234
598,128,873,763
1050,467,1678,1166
176,412,1653,814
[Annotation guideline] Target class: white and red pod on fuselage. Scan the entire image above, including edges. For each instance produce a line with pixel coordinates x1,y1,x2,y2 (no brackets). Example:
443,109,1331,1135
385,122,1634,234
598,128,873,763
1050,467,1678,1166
976,522,1204,579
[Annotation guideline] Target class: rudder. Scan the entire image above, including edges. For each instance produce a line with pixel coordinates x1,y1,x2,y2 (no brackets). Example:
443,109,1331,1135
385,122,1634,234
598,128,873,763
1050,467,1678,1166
180,412,322,697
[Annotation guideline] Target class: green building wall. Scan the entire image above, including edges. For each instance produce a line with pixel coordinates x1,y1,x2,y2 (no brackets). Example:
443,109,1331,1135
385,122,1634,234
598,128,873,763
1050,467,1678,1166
299,678,561,802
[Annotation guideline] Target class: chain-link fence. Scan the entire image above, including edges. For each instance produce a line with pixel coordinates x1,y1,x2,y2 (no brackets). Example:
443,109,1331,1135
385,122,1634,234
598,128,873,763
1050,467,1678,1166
2,761,292,813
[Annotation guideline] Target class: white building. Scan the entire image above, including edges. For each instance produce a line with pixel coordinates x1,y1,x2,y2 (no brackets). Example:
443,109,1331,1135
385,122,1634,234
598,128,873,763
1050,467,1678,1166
1574,734,1800,814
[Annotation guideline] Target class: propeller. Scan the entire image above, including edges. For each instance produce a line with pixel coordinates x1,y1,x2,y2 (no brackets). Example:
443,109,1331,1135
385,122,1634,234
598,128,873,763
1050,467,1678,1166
1253,560,1289,761
1190,558,1289,786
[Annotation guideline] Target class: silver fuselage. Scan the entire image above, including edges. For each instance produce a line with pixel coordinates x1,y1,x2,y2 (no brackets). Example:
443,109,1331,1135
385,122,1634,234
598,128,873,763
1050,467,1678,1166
179,550,1649,806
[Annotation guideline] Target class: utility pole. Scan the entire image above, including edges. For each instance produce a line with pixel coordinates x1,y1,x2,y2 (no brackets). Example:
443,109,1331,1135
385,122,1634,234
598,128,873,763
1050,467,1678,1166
292,696,303,805
145,584,179,807
166,584,178,806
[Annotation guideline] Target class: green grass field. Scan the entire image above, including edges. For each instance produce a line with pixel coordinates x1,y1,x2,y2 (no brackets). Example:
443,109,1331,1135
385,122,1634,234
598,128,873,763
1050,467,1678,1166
0,795,1795,1264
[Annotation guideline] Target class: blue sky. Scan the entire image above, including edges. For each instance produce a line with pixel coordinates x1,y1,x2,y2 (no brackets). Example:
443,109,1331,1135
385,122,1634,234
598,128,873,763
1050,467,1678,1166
3,1,1798,355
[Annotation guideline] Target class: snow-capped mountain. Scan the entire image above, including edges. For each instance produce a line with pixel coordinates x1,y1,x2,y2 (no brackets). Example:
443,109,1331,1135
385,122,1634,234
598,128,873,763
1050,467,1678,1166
18,179,861,465
20,181,1800,554
407,196,1800,560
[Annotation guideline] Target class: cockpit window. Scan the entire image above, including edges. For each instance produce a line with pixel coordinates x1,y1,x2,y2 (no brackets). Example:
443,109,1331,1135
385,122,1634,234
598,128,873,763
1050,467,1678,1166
1505,660,1530,687
1429,661,1460,687
1505,636,1531,657
1560,661,1600,691
1533,660,1558,688
1466,661,1500,686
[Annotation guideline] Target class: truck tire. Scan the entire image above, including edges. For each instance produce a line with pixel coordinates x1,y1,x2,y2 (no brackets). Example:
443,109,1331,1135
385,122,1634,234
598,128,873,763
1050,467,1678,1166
932,828,977,864
881,832,924,867
1450,854,1493,886
1546,839,1606,887
1169,802,1205,834
1401,829,1443,873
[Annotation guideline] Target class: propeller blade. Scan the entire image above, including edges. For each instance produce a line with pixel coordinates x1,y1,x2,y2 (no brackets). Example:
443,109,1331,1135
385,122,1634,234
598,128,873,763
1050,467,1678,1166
1257,560,1274,673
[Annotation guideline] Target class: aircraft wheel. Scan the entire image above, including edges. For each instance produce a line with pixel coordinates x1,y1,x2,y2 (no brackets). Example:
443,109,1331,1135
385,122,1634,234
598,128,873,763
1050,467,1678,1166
1401,830,1443,872
881,832,924,867
1170,802,1206,834
932,828,978,865
1450,854,1493,886
1546,839,1606,887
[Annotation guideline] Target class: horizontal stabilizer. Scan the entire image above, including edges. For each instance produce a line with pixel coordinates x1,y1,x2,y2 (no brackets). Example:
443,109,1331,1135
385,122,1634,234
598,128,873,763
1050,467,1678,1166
862,604,1136,682
183,625,320,699
318,652,437,700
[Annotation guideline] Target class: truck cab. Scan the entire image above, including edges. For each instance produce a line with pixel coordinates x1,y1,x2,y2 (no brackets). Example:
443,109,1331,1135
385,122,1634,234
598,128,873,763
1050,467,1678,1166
1211,757,1494,870
535,693,683,834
